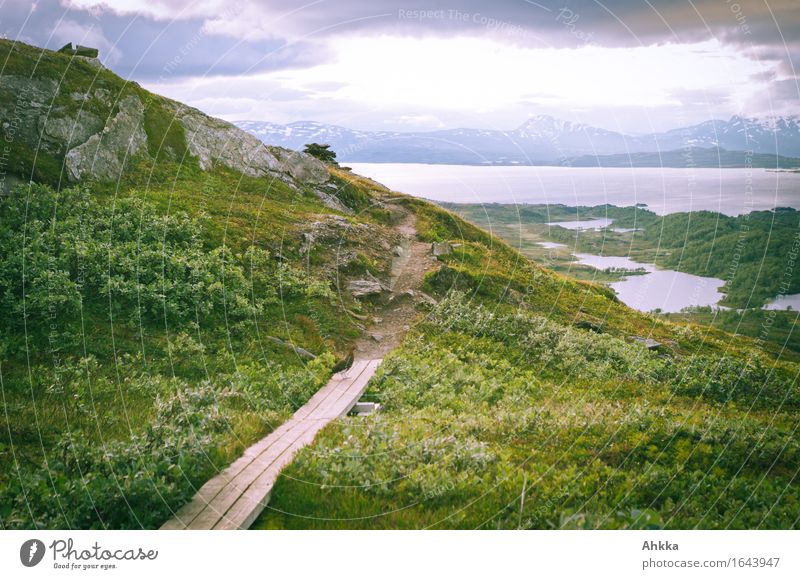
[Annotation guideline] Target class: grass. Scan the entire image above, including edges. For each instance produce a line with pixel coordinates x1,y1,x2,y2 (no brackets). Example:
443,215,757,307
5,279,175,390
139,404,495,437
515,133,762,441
0,162,395,527
255,293,800,529
2,38,798,530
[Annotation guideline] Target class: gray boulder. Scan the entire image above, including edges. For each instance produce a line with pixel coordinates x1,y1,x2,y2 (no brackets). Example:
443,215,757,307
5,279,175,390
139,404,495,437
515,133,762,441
271,147,330,184
348,279,385,298
41,110,103,151
432,241,453,256
65,95,148,181
169,102,330,184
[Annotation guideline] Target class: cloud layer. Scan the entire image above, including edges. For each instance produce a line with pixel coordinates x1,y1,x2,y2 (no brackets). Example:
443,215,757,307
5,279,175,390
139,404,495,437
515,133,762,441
1,0,797,131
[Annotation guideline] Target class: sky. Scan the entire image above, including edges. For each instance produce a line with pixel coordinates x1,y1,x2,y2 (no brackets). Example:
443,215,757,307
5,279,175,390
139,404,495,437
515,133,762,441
1,0,799,133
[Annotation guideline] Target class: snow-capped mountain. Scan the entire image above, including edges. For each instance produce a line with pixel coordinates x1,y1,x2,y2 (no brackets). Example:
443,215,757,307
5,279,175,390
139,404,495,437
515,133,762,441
658,115,800,154
234,115,800,165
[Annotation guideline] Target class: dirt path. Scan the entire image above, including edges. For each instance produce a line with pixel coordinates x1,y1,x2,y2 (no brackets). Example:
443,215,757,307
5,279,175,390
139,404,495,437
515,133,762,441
162,207,438,530
353,209,438,359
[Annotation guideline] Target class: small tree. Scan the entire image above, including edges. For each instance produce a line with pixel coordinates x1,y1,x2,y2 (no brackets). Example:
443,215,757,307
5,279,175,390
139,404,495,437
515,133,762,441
303,143,337,165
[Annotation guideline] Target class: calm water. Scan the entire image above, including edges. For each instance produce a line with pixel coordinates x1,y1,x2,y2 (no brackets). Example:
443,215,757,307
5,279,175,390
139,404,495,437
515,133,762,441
349,163,800,215
349,163,799,311
573,253,726,313
547,218,613,230
764,294,800,310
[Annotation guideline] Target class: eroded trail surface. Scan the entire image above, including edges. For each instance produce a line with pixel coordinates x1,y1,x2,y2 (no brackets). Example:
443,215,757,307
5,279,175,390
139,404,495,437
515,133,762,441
161,206,440,530
353,209,438,359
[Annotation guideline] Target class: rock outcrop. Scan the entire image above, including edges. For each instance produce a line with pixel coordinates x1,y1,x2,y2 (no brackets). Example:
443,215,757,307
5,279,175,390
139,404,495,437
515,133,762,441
65,95,148,181
167,101,329,184
0,39,330,188
432,241,453,256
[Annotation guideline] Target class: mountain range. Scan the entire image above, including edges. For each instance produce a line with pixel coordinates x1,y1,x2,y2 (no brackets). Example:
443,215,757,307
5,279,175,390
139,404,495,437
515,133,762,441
235,115,800,167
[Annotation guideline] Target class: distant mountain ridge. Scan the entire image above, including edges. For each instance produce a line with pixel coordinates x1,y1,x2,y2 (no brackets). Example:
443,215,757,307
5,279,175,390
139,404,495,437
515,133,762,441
236,115,800,167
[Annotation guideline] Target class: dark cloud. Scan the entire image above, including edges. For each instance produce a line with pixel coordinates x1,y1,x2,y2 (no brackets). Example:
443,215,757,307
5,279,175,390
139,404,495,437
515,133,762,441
746,77,800,116
6,1,799,73
1,0,330,79
2,0,797,128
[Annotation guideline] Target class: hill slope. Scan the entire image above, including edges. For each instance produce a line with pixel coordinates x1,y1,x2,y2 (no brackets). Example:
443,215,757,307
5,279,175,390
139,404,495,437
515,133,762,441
0,40,798,530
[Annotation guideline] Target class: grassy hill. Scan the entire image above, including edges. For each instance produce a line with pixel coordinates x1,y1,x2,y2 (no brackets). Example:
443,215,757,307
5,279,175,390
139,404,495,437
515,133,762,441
1,40,798,529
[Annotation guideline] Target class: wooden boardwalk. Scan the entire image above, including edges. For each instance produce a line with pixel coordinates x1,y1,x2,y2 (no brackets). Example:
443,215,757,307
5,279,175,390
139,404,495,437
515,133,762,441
161,358,382,530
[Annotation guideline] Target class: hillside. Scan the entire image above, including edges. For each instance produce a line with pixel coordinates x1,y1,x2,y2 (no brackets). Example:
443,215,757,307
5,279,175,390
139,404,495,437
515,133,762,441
1,40,798,530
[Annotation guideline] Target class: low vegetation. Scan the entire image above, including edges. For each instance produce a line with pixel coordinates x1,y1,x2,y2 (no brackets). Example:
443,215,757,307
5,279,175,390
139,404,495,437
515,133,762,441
2,40,798,531
0,182,346,528
258,292,799,529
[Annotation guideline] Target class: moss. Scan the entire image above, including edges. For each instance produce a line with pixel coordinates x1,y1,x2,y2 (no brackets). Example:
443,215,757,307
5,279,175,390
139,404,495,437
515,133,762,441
0,130,65,185
139,91,193,163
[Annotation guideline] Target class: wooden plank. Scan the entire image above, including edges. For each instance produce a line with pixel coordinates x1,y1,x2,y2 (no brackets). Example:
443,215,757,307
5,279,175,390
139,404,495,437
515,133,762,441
162,362,373,530
319,359,382,419
160,416,301,529
213,419,329,530
195,365,375,528
161,358,381,530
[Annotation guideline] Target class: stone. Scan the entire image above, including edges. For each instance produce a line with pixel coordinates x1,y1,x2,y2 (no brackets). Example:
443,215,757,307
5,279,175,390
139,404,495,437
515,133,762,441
169,102,330,184
633,337,662,350
311,187,352,214
173,103,282,177
417,291,438,306
348,279,385,298
350,401,381,416
392,245,405,257
301,217,353,252
336,251,359,267
0,75,59,151
396,289,438,306
270,147,330,184
65,94,148,181
40,110,103,150
432,241,453,256
1,65,332,189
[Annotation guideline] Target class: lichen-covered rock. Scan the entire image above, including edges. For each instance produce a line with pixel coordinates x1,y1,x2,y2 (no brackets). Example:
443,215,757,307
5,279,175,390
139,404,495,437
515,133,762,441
1,42,331,188
270,147,330,184
169,102,329,184
64,95,148,181
40,110,103,151
310,182,352,214
432,241,453,256
171,103,281,177
0,75,59,151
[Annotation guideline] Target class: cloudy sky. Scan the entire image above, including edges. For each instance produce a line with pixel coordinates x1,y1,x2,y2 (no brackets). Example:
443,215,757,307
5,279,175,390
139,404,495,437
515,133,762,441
2,0,799,133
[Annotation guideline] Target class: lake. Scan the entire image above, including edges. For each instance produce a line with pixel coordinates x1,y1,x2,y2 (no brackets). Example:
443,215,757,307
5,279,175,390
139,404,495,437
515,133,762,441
764,294,800,310
348,163,800,216
571,253,726,313
536,241,727,312
546,218,613,230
